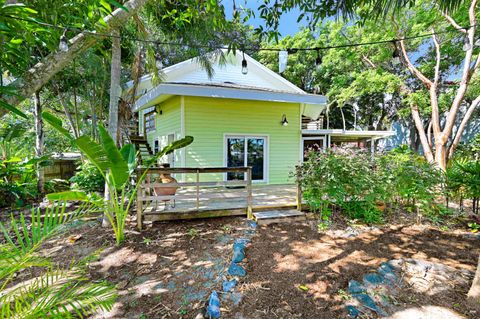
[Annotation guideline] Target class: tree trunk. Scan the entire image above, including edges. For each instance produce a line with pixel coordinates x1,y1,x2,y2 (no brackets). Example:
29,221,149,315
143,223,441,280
33,91,44,194
468,255,480,307
434,142,447,171
0,0,147,117
103,28,122,228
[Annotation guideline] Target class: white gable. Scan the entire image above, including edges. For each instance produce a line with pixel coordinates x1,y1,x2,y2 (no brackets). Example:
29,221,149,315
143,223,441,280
128,50,305,95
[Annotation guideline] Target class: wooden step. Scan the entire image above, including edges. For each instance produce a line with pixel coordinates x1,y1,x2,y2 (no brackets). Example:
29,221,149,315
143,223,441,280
253,209,306,225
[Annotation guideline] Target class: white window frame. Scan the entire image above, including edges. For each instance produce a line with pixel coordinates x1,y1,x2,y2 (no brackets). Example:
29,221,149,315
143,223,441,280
301,136,327,162
223,134,269,183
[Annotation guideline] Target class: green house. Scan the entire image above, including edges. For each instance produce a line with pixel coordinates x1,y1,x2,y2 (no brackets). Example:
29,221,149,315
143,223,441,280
129,51,327,184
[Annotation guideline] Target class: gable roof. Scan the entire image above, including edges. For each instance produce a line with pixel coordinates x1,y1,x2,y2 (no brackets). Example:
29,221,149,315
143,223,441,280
129,50,327,115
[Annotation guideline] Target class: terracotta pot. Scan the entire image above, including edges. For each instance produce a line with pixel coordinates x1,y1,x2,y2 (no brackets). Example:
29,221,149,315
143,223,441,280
154,173,178,196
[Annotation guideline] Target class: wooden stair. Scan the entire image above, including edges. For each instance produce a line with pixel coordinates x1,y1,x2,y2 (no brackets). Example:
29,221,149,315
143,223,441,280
129,135,153,163
253,209,306,225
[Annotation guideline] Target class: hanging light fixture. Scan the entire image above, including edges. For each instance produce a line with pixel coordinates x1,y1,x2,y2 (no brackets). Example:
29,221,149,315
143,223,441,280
281,114,289,126
155,52,163,69
463,35,472,51
390,41,400,65
59,29,69,52
241,51,248,75
315,49,322,68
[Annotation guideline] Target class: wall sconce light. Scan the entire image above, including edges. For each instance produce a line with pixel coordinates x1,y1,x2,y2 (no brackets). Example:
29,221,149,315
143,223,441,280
281,114,289,126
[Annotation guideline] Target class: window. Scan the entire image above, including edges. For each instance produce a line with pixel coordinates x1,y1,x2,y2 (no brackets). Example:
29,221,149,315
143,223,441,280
144,111,155,134
225,135,267,182
153,139,159,153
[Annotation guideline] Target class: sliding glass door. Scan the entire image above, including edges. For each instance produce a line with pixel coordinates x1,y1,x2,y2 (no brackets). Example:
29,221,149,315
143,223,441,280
226,136,267,182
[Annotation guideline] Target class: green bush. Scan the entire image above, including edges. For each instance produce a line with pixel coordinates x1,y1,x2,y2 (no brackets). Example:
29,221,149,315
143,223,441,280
378,146,444,215
297,146,446,224
0,157,41,207
298,148,386,224
70,162,105,193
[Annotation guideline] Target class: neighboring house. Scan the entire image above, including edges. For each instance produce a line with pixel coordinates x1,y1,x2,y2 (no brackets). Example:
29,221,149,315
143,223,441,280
127,50,393,184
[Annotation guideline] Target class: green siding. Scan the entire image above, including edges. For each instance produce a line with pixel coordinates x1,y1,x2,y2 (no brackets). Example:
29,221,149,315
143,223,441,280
145,96,181,164
184,96,300,184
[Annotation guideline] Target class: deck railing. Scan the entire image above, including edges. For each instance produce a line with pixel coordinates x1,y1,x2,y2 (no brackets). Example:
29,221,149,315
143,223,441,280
136,166,253,229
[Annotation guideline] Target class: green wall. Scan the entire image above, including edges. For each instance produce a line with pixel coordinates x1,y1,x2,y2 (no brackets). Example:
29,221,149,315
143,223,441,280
145,96,181,165
184,96,300,184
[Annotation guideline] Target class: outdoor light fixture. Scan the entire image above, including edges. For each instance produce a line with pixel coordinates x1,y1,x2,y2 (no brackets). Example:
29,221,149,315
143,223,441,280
155,52,163,69
241,51,248,75
281,114,289,126
59,29,69,52
315,50,322,68
463,35,472,51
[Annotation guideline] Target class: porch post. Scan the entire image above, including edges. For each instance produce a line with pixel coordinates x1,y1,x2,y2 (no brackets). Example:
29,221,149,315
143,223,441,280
137,169,143,230
246,167,253,219
370,138,375,159
296,165,302,211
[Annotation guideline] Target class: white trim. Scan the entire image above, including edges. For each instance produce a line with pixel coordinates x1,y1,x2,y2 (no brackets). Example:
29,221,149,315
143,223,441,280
242,51,304,94
301,136,327,162
301,129,395,138
223,134,269,184
299,103,304,162
134,83,327,111
125,50,306,94
180,96,186,168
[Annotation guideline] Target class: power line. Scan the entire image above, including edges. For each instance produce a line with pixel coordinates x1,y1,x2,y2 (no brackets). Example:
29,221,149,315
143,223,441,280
0,13,475,53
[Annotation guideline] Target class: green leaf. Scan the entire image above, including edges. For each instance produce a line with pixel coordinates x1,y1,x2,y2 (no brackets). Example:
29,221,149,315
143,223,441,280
47,191,88,201
144,136,194,167
105,0,129,12
42,112,74,140
0,100,28,119
74,135,109,174
97,125,129,188
120,143,136,174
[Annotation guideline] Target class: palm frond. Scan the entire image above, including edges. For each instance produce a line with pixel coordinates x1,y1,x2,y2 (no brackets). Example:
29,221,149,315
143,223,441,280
0,267,116,319
0,202,92,284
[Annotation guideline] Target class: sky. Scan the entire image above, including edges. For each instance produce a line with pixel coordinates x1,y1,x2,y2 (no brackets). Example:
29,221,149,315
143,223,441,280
223,0,305,37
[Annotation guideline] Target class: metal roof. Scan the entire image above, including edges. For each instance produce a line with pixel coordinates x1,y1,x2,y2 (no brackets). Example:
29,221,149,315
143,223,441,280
134,82,327,111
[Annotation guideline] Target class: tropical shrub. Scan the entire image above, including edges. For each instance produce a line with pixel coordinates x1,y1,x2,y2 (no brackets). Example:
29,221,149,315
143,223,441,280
378,146,444,216
43,112,193,245
70,161,105,193
298,146,447,224
447,158,480,214
0,202,116,318
298,148,386,224
0,157,47,207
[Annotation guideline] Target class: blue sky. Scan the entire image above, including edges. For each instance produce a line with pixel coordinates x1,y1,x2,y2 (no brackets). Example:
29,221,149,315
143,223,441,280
223,0,304,37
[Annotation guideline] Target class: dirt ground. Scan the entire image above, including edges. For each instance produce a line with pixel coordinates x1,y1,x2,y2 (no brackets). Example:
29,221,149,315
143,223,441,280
13,212,480,319
235,222,479,319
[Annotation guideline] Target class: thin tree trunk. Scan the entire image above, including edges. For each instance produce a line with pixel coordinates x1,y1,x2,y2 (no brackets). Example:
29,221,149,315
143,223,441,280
0,0,147,117
468,255,480,307
103,28,122,228
33,91,44,194
448,96,480,159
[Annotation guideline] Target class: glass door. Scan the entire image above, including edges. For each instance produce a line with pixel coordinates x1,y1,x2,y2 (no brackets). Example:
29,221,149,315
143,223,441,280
226,136,267,182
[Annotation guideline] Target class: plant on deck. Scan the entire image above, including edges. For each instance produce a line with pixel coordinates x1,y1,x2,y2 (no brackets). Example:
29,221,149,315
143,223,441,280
42,112,193,245
0,202,116,318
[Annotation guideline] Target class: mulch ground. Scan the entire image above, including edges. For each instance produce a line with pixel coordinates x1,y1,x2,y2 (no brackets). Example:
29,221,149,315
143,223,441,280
5,209,479,319
234,221,479,318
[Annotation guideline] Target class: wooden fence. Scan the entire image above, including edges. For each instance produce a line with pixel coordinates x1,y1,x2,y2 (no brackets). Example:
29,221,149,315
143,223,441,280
136,167,253,230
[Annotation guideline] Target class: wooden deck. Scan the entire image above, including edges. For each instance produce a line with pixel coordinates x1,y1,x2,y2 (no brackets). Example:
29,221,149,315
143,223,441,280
142,184,298,222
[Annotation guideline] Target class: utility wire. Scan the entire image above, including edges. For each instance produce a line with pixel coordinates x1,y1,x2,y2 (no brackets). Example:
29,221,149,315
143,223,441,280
0,13,475,52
